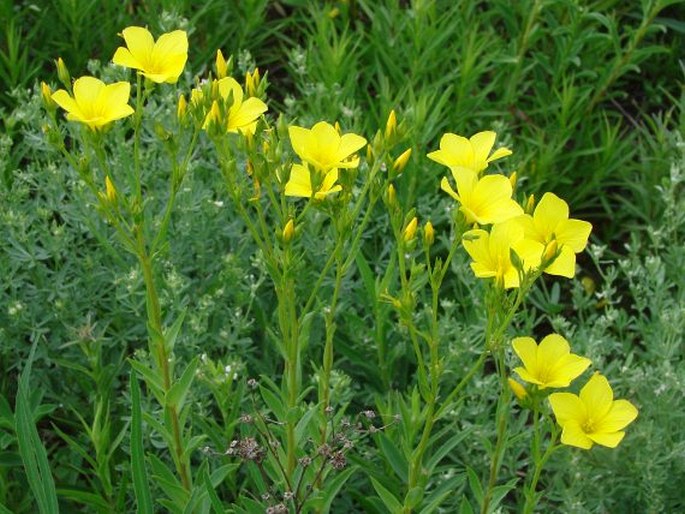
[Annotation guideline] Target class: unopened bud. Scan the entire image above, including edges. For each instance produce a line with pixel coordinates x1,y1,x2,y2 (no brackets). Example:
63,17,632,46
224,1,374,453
403,217,418,242
508,378,527,401
385,109,397,141
105,175,117,203
542,240,559,266
202,100,222,131
56,57,70,88
282,219,295,243
40,82,56,110
386,184,397,206
509,171,517,191
524,194,535,215
245,68,260,97
392,148,412,173
423,221,435,246
215,50,228,79
177,94,187,122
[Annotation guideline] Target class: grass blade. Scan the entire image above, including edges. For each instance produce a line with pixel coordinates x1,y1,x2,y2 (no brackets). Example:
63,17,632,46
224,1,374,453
131,370,154,514
15,339,59,514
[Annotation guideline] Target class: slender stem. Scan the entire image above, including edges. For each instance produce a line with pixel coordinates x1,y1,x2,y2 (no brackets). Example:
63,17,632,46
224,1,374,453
481,347,511,514
136,230,192,491
523,413,559,514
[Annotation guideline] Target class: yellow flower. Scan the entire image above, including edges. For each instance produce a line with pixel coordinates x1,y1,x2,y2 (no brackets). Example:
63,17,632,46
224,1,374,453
112,26,188,84
549,373,638,449
462,220,543,288
441,169,523,225
202,77,268,135
51,76,134,130
289,121,367,172
512,334,591,389
515,192,592,278
284,164,342,199
427,131,512,174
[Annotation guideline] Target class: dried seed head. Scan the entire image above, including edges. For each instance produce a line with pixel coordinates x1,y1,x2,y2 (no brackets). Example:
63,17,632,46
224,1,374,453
329,450,347,470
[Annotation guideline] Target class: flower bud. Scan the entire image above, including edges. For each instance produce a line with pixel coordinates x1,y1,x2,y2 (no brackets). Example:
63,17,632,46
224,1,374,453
282,219,295,243
542,240,559,267
40,82,56,110
403,217,418,243
509,171,517,191
177,94,187,123
202,100,222,132
385,109,397,141
215,50,228,79
56,57,70,88
524,194,535,215
386,184,397,206
508,378,527,401
245,68,261,97
423,221,435,246
392,148,412,173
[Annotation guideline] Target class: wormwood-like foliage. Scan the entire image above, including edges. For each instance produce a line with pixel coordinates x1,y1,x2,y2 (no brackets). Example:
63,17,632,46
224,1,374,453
0,2,682,513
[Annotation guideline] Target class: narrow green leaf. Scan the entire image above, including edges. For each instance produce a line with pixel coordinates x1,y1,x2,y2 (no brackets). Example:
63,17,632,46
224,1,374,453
164,310,187,354
130,371,154,514
371,477,402,513
203,466,225,513
466,467,483,505
128,359,164,395
0,502,14,514
166,357,199,410
15,339,59,514
377,433,408,483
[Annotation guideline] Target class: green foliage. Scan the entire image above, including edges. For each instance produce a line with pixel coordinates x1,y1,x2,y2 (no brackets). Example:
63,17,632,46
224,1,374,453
0,1,683,512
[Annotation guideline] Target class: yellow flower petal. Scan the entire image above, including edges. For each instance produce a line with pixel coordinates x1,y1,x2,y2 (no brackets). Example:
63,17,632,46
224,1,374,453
228,97,268,132
284,163,313,197
595,399,638,433
440,176,460,202
488,146,513,163
560,421,594,449
555,218,593,253
544,244,576,278
337,132,367,163
112,47,142,70
579,373,614,421
120,26,155,66
549,392,587,425
512,336,539,377
469,131,496,168
534,192,569,237
587,430,625,448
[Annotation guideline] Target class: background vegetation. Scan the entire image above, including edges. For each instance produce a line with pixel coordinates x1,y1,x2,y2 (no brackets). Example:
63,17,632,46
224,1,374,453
1,0,684,512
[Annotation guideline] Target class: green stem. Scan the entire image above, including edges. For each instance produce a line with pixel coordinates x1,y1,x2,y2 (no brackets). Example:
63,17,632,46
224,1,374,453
136,231,192,492
481,347,511,514
523,411,559,514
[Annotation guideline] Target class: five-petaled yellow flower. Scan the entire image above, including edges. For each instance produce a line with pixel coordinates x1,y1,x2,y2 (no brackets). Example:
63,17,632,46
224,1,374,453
512,334,591,389
112,26,188,84
441,169,523,225
289,121,367,172
549,373,638,449
51,76,134,130
428,131,512,174
462,220,543,288
203,77,268,134
514,192,592,278
284,164,342,199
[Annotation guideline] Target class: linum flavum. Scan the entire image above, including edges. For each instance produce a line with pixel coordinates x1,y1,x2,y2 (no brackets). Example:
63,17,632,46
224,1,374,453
512,334,591,389
112,26,188,84
51,77,134,130
549,373,638,449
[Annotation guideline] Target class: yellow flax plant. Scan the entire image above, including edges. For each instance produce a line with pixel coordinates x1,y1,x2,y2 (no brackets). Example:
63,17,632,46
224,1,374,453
44,27,200,495
204,83,397,474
